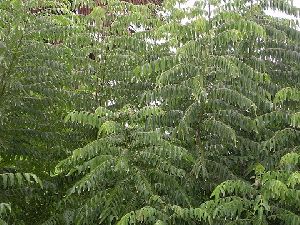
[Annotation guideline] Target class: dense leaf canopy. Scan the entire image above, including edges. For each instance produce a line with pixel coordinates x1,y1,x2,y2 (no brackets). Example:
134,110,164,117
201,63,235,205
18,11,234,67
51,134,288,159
0,0,299,224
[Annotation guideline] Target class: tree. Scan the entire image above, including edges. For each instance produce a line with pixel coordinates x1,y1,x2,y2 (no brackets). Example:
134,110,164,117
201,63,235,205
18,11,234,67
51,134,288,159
0,0,98,223
47,0,300,224
0,0,299,224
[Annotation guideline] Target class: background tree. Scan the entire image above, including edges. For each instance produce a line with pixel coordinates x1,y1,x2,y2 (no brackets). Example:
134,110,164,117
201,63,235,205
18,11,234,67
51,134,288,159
0,0,98,223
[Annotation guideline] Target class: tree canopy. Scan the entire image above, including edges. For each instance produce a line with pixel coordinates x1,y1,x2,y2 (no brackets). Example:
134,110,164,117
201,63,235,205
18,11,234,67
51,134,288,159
0,0,299,224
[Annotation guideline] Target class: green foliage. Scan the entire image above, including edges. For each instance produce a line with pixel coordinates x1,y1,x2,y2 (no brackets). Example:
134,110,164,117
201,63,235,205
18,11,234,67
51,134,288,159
1,0,300,224
0,172,42,189
200,153,300,225
50,105,194,224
